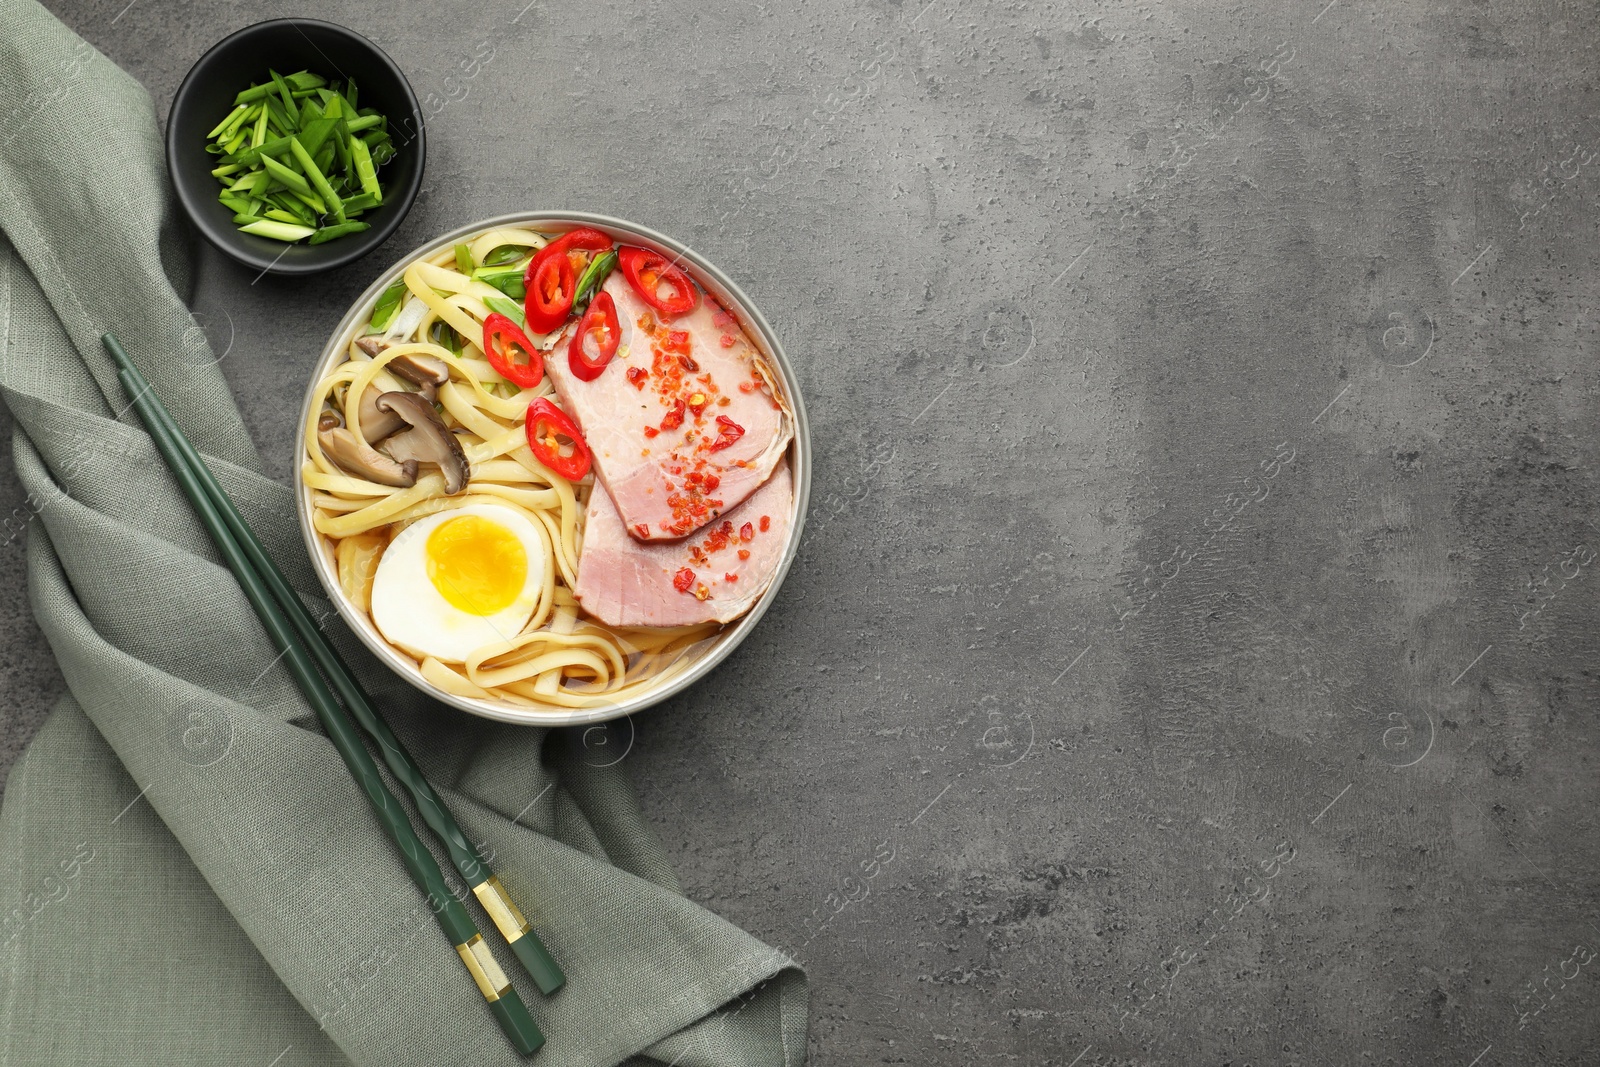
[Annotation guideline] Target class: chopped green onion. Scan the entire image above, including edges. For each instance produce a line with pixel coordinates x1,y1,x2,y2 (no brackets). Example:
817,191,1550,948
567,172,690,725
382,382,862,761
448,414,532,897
233,83,274,106
233,135,292,168
367,279,409,333
430,319,462,355
236,71,323,104
269,70,299,127
209,70,394,246
310,221,370,245
483,295,526,330
349,137,382,203
271,192,316,225
228,104,261,139
297,115,337,157
572,249,618,307
454,244,474,274
475,266,526,300
263,92,293,134
258,153,316,200
206,104,249,140
289,188,330,217
290,137,344,222
240,219,316,242
482,245,529,267
330,118,352,174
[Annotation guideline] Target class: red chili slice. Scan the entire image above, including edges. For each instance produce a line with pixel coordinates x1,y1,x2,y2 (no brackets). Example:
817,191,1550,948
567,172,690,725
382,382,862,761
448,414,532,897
523,228,613,334
524,397,591,481
481,313,543,388
672,567,695,593
525,254,576,335
740,522,754,541
618,246,699,318
708,415,745,452
567,291,620,381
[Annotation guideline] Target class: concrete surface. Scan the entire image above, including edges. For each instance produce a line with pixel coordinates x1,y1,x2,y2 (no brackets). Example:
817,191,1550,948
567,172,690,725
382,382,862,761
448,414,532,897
6,0,1600,1063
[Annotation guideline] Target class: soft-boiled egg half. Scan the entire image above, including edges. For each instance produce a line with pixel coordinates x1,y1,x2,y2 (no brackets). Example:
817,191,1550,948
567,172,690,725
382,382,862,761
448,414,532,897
370,503,546,663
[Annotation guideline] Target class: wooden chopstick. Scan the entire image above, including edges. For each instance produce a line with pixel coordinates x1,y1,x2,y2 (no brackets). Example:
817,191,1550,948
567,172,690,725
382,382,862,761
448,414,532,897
105,335,545,1056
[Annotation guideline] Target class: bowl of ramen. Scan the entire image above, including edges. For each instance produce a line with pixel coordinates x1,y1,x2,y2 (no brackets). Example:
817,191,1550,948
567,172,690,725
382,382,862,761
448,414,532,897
296,212,809,725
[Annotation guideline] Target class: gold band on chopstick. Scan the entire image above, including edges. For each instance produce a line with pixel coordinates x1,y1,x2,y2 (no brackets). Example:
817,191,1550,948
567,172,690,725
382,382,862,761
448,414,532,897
455,934,512,1002
472,876,532,944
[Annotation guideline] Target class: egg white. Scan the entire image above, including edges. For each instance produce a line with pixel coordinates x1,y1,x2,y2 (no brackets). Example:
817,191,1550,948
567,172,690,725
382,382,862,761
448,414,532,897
369,503,547,664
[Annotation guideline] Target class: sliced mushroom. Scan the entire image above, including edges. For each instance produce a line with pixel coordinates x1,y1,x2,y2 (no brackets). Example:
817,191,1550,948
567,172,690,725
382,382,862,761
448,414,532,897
357,377,439,443
318,425,419,488
350,339,451,443
388,352,450,388
375,391,471,494
352,338,407,438
355,337,448,387
317,410,342,432
351,340,453,441
357,386,406,441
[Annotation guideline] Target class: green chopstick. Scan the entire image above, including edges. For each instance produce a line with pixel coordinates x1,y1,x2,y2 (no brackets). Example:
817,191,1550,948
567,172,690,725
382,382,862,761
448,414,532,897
106,339,545,1056
102,334,566,996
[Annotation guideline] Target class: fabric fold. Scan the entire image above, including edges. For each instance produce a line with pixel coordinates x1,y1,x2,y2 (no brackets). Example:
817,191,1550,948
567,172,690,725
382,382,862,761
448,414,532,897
0,2,807,1064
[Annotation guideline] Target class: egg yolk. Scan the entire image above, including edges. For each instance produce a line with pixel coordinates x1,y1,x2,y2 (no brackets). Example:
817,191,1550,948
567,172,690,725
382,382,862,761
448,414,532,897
425,515,528,616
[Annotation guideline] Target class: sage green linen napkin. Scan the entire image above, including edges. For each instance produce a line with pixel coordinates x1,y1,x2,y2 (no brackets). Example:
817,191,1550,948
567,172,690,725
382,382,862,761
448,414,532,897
0,4,807,1064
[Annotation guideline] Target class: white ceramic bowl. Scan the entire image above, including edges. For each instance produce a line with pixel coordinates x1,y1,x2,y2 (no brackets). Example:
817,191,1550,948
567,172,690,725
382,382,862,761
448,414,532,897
295,212,810,726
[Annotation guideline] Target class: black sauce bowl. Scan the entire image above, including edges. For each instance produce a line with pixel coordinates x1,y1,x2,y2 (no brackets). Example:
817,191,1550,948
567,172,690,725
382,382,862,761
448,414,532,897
165,18,425,276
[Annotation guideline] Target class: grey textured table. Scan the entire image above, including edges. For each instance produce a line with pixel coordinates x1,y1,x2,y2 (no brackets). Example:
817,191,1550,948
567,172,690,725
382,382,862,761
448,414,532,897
5,1,1599,1064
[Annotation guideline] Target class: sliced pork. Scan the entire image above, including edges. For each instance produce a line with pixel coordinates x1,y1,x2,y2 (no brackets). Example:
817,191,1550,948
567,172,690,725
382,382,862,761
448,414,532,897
546,270,792,541
573,459,794,627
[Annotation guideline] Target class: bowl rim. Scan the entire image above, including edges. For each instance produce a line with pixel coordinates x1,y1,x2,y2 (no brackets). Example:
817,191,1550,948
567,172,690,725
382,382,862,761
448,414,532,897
294,211,812,726
165,17,426,277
